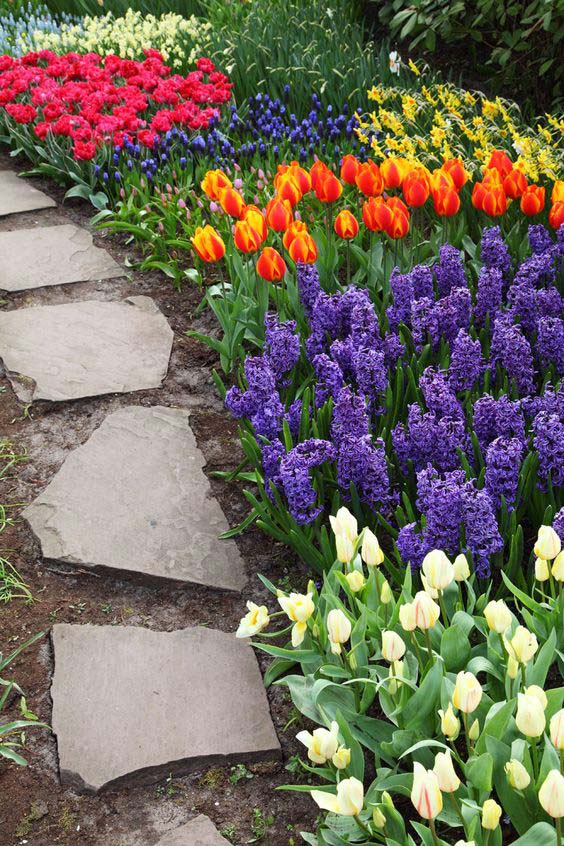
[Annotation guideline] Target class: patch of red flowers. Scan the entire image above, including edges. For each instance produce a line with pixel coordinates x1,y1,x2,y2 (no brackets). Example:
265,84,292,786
0,50,232,161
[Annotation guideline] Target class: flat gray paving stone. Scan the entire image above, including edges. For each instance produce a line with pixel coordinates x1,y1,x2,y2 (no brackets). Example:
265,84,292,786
0,170,56,216
23,406,246,591
0,296,173,402
155,816,229,846
0,224,123,291
51,624,281,793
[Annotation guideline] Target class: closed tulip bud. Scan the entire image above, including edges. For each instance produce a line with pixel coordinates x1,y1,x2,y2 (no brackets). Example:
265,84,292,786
276,174,302,206
453,671,483,713
411,762,443,819
311,776,364,816
327,609,351,654
218,187,245,217
388,659,404,695
432,186,460,217
534,525,561,560
336,534,354,564
442,157,469,190
439,704,460,740
329,507,358,542
380,579,393,604
503,168,527,199
355,159,384,196
552,180,564,203
332,746,351,770
482,798,502,830
516,692,546,738
362,196,392,232
412,591,440,629
381,156,408,189
191,225,226,263
334,209,359,239
552,551,564,581
535,556,550,581
278,592,315,647
403,168,430,207
421,573,439,599
382,791,395,809
345,570,366,593
282,218,308,250
385,206,410,239
484,599,512,633
372,807,386,829
524,685,548,710
236,601,269,637
509,626,538,664
453,554,470,581
550,708,564,750
234,219,263,254
288,231,317,263
242,204,267,242
297,721,339,764
433,750,460,793
538,769,564,818
201,168,232,199
256,246,286,282
520,184,545,216
340,154,360,185
505,759,531,790
549,200,564,229
469,719,480,741
422,549,455,590
507,656,519,679
315,170,343,203
361,528,384,566
265,196,293,232
381,630,406,662
399,602,417,632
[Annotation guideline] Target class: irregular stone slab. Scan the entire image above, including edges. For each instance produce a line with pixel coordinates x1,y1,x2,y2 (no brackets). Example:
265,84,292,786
0,170,56,216
23,406,246,591
0,224,123,291
156,816,230,846
0,296,173,402
51,624,281,793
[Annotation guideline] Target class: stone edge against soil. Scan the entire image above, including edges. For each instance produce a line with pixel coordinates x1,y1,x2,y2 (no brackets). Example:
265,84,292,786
155,815,230,846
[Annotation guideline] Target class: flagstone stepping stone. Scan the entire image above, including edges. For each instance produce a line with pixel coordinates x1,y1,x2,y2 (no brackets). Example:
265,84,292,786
155,816,229,846
0,170,56,216
23,406,246,591
51,624,281,793
0,224,123,291
0,296,173,402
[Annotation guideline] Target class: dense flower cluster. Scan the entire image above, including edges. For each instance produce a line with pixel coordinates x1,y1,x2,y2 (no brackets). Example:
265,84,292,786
0,2,79,57
0,51,232,160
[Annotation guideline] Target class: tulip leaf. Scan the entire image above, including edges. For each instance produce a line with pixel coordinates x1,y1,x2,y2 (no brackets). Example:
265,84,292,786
529,628,557,687
334,709,364,782
465,751,493,792
401,659,443,728
509,822,558,846
440,624,471,671
486,735,541,835
475,699,515,754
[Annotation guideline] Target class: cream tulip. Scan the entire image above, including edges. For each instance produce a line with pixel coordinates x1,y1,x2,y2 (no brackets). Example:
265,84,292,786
552,551,564,581
330,507,358,543
388,659,404,695
372,807,386,829
412,591,440,629
439,704,460,740
454,841,475,846
278,592,315,647
346,570,366,593
505,759,531,790
421,573,439,599
550,708,564,750
538,769,564,818
297,721,339,764
484,599,512,634
524,685,548,710
236,601,270,637
326,608,351,655
452,671,483,713
507,656,519,680
380,579,393,604
399,602,416,632
535,556,550,581
534,525,561,560
469,719,480,741
453,554,470,581
508,626,538,665
516,692,546,738
482,798,502,830
411,762,443,819
311,776,364,816
381,630,406,662
361,528,384,566
422,549,455,590
332,746,351,770
433,749,460,793
336,533,354,564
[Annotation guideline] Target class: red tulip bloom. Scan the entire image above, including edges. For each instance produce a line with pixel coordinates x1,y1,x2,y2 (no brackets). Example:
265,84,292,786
219,187,245,217
265,197,293,232
487,150,513,179
256,246,287,282
282,219,309,250
191,225,226,262
385,207,410,239
403,169,430,207
340,154,360,185
503,168,527,199
432,186,460,216
362,196,392,232
314,170,343,202
242,205,268,242
234,219,263,253
334,209,359,239
549,201,564,229
288,232,318,263
355,160,384,197
442,158,469,190
520,185,545,216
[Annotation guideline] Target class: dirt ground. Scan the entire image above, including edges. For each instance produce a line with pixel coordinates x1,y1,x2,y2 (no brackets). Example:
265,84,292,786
0,149,318,846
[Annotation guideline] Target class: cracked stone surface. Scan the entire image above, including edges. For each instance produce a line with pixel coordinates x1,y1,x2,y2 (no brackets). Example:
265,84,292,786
0,224,123,291
155,816,229,846
23,406,246,591
51,624,281,793
0,170,56,215
0,296,173,402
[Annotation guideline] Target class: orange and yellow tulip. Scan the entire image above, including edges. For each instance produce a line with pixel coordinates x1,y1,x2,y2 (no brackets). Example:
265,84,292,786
362,196,392,232
520,185,545,216
355,160,384,197
314,170,343,202
288,232,318,263
487,150,513,179
218,187,245,218
201,168,232,200
385,206,410,239
283,219,309,250
381,157,408,189
551,180,564,204
242,205,268,242
191,225,226,263
256,246,287,282
234,219,263,253
334,209,359,239
442,158,469,190
276,174,302,206
432,186,460,217
503,169,527,199
549,200,564,229
340,154,360,185
266,197,293,232
403,168,430,207
472,182,507,216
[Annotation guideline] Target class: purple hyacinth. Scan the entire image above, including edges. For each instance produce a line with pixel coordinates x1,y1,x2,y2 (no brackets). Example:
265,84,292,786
330,338,356,376
278,439,337,524
416,466,466,553
262,439,285,500
306,291,342,359
490,316,535,396
528,224,553,255
474,266,504,325
461,483,504,577
353,347,387,410
512,250,556,289
225,356,284,439
337,434,391,509
297,262,322,316
313,353,344,407
473,395,526,452
507,279,538,336
485,436,523,509
420,367,464,420
536,286,563,320
532,410,564,489
397,522,428,571
411,296,440,351
285,398,304,439
383,332,405,368
331,386,370,444
264,313,300,385
480,225,511,277
349,292,381,349
537,317,564,375
392,405,467,473
436,286,472,342
449,329,484,393
433,244,467,297
553,507,564,543
388,267,414,329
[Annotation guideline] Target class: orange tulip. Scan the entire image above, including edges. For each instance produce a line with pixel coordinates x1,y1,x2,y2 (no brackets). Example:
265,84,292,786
218,187,245,217
549,201,564,229
403,168,430,207
355,160,384,197
362,196,392,232
276,174,302,206
381,157,408,189
334,209,359,239
288,232,318,263
340,154,360,185
482,167,504,187
201,168,232,200
256,246,287,282
520,185,545,216
385,207,410,239
487,150,513,179
503,169,528,199
283,219,309,250
266,197,293,232
442,158,469,190
242,204,268,242
234,219,263,253
430,168,455,194
432,186,460,216
191,225,226,262
387,196,409,217
472,182,507,217
310,160,331,191
551,180,564,204
289,161,312,194
315,170,343,202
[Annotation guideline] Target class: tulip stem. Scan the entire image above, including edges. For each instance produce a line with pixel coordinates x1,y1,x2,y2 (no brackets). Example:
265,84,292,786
531,737,539,780
354,815,373,838
556,817,561,846
438,590,449,626
346,239,351,286
497,632,506,661
449,792,466,828
521,662,527,692
424,628,434,662
429,818,440,846
483,830,490,846
410,631,425,674
560,749,563,775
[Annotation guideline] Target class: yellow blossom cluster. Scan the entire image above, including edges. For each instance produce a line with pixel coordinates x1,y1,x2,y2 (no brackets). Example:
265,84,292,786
30,9,212,69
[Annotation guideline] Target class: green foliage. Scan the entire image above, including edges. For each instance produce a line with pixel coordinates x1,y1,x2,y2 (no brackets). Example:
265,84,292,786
0,632,49,766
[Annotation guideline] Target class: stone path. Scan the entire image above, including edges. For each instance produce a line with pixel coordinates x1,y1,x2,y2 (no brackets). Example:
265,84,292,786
1,170,280,843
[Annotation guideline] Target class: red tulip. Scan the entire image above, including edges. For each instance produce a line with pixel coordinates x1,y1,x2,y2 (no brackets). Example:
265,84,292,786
314,170,343,202
288,232,318,263
355,160,384,197
218,187,245,217
334,209,359,239
256,246,286,282
487,150,513,179
403,169,430,207
362,196,392,232
503,169,527,199
549,200,564,229
265,197,293,232
340,154,360,185
191,225,226,262
520,185,545,216
234,219,263,253
432,186,460,216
